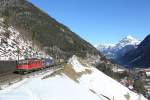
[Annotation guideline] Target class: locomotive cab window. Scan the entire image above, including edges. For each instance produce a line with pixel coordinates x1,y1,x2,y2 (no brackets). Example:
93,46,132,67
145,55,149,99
18,60,28,65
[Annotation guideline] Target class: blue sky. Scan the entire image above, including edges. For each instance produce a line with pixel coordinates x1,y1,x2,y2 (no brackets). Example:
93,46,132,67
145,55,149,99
30,0,150,45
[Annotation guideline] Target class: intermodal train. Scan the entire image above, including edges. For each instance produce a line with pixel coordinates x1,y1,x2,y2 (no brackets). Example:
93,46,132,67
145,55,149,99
0,58,54,75
16,58,54,74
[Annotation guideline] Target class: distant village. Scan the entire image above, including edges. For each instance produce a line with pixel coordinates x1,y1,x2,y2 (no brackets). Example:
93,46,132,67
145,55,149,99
112,65,150,98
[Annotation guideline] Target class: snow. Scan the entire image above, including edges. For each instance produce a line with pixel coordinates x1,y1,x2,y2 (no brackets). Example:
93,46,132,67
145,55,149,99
126,35,136,40
96,35,141,59
68,55,86,72
0,71,104,100
0,18,50,60
118,35,140,47
0,55,148,100
69,55,147,100
112,67,126,73
146,72,150,77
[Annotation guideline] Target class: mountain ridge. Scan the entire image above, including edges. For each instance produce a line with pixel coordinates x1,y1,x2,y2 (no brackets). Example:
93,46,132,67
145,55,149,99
123,34,150,67
0,0,99,60
96,35,140,63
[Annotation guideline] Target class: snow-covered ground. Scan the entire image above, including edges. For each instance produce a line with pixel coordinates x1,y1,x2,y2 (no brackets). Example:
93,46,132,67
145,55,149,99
0,18,49,60
0,70,103,100
0,55,147,100
69,56,147,100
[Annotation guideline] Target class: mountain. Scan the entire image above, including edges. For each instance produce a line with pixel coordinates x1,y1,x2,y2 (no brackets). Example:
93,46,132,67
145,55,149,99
123,34,150,68
0,0,117,73
96,35,140,63
116,35,140,48
0,0,99,60
0,1,146,99
0,55,147,100
0,19,49,60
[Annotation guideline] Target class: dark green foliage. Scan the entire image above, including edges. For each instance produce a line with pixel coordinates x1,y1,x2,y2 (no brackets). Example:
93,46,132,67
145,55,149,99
96,62,132,80
96,62,114,77
133,79,146,95
3,16,9,28
96,62,147,97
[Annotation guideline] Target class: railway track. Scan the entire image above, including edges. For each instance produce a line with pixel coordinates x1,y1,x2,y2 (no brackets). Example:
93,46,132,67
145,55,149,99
0,72,22,88
25,63,65,78
0,63,65,89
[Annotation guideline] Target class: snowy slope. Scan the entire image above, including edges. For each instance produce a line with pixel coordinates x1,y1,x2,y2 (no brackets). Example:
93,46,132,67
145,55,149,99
0,55,147,100
0,18,49,60
69,56,147,100
0,70,105,100
0,76,103,100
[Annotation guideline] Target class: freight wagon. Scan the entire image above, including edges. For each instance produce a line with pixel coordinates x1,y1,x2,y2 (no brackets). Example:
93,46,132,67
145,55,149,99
44,58,54,67
16,58,54,74
0,58,56,75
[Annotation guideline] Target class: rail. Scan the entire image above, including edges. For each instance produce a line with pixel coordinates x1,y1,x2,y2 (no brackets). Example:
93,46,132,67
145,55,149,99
0,73,22,89
0,62,66,89
23,63,65,77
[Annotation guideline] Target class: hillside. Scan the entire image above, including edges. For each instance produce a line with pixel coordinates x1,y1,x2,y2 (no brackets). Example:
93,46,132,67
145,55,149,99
123,34,150,67
0,0,99,60
0,18,50,61
96,35,140,64
0,55,147,100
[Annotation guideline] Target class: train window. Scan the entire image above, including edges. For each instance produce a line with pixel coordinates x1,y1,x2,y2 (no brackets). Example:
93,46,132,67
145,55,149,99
29,59,37,64
18,60,28,65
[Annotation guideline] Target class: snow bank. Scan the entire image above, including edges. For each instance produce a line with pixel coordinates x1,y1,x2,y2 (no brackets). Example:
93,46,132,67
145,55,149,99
68,55,86,72
68,55,147,100
0,71,104,100
0,55,147,100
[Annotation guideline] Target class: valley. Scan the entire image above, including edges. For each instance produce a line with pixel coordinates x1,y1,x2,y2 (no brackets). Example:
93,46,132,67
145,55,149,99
0,0,149,100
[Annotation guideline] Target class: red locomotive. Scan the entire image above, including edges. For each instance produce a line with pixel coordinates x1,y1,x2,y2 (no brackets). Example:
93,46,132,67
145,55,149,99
16,59,45,74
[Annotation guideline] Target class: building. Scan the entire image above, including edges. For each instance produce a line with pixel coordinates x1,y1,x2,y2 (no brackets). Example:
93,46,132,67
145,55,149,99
144,68,150,77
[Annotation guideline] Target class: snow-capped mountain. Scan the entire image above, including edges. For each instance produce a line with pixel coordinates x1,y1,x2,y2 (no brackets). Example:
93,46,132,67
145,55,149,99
96,35,141,61
116,35,140,49
96,43,115,52
123,34,150,67
0,55,147,100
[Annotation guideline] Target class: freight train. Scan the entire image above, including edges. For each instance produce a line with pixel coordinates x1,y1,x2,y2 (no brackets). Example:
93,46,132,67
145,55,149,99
17,58,55,74
0,58,55,75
